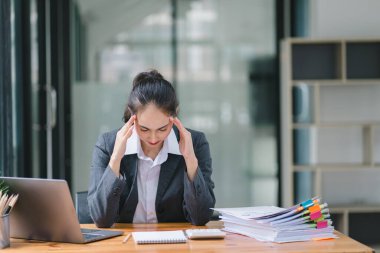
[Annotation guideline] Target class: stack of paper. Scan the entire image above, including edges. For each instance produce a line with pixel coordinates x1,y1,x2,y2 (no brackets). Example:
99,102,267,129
213,197,337,243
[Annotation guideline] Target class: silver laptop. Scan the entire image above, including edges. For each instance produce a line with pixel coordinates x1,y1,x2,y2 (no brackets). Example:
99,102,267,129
0,177,123,243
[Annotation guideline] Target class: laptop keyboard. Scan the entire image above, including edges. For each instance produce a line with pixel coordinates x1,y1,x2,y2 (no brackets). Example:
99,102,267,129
80,228,123,242
83,233,105,241
81,228,106,241
81,228,104,234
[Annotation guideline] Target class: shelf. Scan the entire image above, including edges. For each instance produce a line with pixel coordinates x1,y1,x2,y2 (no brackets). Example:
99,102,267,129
289,38,343,44
346,42,380,79
329,205,380,213
293,122,380,128
319,85,380,123
283,39,380,243
291,43,342,80
292,84,380,126
282,38,380,204
293,164,380,172
293,80,380,86
329,205,380,244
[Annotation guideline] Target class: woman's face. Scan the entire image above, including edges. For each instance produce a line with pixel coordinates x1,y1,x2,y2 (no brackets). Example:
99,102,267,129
135,103,173,151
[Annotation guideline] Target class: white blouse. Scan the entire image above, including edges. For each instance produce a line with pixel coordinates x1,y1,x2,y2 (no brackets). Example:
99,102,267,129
124,128,181,223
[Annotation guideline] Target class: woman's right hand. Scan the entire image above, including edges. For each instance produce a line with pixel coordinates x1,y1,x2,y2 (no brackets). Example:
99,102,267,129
109,115,136,176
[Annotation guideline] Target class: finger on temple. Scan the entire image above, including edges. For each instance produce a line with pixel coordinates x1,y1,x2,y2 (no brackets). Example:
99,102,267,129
173,117,185,131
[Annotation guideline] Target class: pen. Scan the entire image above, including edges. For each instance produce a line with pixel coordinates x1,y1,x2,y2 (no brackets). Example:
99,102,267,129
4,194,19,215
122,233,131,243
0,194,8,214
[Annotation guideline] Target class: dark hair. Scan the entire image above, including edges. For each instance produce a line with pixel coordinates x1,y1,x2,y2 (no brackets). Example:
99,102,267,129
123,70,179,122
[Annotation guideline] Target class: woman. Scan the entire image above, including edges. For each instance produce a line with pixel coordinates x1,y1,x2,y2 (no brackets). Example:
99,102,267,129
88,70,215,227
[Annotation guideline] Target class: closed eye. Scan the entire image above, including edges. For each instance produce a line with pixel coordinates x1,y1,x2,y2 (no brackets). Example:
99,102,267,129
138,123,170,132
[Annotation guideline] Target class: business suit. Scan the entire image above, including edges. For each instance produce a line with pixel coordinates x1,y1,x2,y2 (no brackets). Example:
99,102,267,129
88,126,215,227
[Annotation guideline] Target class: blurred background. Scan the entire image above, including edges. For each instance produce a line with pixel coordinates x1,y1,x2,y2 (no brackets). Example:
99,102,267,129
1,0,380,247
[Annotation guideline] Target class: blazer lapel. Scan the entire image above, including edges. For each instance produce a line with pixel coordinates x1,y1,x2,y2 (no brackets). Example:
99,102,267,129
121,154,138,188
156,126,182,206
155,154,182,206
120,154,138,221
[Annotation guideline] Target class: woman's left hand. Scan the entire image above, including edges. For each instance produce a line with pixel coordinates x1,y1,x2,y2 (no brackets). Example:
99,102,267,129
171,117,198,181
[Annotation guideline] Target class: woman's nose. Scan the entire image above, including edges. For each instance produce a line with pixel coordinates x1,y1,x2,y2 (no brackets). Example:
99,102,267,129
150,132,157,141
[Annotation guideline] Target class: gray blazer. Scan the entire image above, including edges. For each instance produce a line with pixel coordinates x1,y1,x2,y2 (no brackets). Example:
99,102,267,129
88,126,215,227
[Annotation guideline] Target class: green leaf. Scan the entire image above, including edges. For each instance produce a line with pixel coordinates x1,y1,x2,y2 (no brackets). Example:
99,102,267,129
0,180,9,195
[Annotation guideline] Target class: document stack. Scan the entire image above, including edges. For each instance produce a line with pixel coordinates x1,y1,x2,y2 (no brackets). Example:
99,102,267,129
213,197,336,243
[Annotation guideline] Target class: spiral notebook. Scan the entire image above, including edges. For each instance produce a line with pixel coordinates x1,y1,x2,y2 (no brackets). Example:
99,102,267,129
132,230,187,244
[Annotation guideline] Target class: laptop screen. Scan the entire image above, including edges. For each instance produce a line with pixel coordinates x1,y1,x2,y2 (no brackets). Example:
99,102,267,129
0,177,86,243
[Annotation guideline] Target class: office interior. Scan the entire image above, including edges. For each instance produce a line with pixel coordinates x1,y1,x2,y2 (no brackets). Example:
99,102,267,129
1,0,380,248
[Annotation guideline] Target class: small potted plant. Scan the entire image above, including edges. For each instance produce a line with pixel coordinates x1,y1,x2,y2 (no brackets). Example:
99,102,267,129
0,180,18,249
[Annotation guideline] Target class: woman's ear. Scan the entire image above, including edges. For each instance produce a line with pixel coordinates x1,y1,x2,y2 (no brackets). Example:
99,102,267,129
175,106,179,117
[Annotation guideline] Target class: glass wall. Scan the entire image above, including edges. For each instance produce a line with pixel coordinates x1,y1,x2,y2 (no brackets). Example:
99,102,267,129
176,0,277,207
71,0,173,195
72,0,278,207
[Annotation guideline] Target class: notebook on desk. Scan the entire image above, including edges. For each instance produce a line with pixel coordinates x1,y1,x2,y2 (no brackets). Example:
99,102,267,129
132,230,187,244
0,177,123,243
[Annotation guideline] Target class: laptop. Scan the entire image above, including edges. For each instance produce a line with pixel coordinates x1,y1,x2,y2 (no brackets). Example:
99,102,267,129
0,177,123,243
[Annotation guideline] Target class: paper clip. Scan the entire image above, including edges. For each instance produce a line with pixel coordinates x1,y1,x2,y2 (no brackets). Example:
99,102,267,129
315,214,330,223
300,197,320,209
316,220,328,229
308,204,321,214
310,210,322,220
301,199,314,209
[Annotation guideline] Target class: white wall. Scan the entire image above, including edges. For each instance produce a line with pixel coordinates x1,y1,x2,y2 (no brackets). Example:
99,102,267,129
309,0,380,38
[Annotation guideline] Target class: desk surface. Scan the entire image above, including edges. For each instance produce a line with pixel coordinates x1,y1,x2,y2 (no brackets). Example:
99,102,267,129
7,222,374,253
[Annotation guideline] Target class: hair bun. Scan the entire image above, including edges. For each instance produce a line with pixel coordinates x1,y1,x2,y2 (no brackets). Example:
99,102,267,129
132,69,164,88
123,69,178,123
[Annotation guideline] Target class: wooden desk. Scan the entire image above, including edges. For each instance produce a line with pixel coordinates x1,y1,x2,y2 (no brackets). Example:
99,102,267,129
6,222,374,253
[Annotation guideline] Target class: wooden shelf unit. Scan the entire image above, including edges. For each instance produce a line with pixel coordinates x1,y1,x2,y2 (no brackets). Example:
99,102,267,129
281,38,380,241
